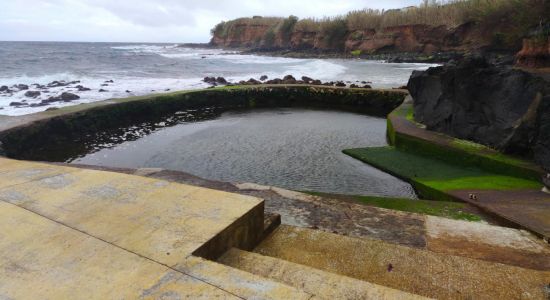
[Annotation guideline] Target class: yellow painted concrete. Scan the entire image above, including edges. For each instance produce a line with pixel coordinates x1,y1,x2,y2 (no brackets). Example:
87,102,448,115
0,158,77,188
0,201,237,299
0,158,316,299
0,158,262,267
178,256,313,300
219,248,429,300
255,225,550,299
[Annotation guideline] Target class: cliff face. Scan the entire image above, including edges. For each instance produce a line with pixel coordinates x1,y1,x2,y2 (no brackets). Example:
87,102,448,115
210,22,492,55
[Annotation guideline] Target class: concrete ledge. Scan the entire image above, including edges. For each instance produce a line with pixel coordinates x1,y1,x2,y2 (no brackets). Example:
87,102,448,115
193,200,265,260
0,85,407,161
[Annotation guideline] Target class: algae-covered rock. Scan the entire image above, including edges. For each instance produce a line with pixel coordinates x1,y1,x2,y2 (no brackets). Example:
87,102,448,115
408,57,550,171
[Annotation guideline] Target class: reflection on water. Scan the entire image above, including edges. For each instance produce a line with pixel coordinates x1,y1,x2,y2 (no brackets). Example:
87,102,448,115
71,108,416,198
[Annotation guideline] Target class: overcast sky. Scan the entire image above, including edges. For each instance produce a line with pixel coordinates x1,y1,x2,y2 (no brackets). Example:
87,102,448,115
0,0,423,43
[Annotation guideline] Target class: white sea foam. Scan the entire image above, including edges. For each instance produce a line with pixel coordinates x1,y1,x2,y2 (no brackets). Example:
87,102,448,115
284,60,347,80
0,75,209,116
111,44,179,53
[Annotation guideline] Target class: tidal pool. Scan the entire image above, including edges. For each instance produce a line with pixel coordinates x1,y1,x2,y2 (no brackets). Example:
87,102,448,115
70,108,416,198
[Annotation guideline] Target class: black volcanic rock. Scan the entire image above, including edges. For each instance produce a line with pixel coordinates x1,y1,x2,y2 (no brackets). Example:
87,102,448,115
60,92,79,101
76,85,91,91
47,81,70,87
301,76,313,83
13,84,29,90
282,75,296,84
203,76,216,84
9,102,28,106
408,57,550,171
246,78,261,85
260,75,268,81
24,91,41,98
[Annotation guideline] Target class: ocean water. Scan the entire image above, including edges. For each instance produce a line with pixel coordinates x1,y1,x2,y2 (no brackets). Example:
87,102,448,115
0,41,436,116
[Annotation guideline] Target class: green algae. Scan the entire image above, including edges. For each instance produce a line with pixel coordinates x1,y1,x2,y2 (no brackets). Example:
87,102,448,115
386,102,543,181
343,147,542,201
303,191,482,221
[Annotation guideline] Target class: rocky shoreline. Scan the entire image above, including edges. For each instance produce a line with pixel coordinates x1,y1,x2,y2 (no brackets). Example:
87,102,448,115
0,79,139,111
202,74,376,89
243,49,463,64
180,43,461,63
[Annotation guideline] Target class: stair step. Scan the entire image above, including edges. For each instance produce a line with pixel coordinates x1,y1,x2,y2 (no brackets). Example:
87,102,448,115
219,248,428,299
253,225,550,299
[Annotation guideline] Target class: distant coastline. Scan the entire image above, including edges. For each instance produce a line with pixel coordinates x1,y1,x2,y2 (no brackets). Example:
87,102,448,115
207,0,549,67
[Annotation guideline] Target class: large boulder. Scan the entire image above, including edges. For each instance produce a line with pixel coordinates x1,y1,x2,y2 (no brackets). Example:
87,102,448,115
408,57,550,171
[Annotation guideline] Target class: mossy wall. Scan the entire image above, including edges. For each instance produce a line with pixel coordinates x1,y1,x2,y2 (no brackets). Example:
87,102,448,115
387,103,544,181
0,86,406,161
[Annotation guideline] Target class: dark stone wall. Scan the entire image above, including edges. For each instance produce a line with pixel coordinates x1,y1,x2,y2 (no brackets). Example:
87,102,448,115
408,58,550,172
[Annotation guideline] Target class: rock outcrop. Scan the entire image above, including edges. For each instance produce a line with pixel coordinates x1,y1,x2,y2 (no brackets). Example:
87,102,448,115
516,36,550,68
408,57,550,171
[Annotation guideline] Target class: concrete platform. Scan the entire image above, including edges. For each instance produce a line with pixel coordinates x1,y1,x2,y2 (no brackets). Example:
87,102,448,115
0,157,313,299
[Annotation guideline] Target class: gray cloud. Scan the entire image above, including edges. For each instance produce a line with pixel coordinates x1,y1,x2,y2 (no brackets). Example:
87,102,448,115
0,0,422,43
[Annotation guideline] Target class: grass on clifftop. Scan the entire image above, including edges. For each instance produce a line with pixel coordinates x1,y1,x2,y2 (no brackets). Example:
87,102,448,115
343,147,541,199
304,191,482,221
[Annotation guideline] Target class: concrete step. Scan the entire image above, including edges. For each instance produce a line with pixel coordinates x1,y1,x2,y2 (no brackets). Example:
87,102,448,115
254,225,550,299
218,248,428,299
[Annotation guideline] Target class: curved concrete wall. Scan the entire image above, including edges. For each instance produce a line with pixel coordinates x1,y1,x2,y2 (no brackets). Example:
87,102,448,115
0,85,407,161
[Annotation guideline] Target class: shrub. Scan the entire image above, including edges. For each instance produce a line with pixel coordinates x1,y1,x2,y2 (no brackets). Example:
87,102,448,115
279,16,298,43
319,17,348,49
264,29,276,47
210,22,227,38
295,18,320,32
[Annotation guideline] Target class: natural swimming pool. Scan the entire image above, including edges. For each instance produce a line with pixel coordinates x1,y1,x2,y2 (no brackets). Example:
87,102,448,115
63,107,416,198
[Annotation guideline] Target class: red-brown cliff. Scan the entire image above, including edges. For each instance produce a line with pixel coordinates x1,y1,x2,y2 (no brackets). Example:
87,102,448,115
516,37,550,68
